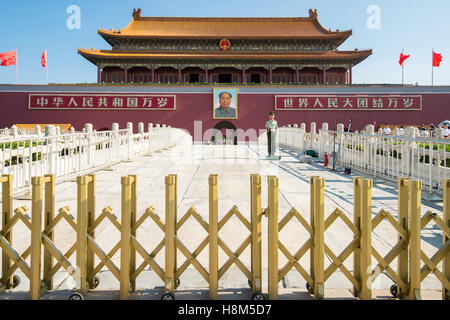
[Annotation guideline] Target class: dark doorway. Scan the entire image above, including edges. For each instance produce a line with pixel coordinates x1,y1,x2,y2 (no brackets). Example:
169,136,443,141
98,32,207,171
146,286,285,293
251,74,261,83
213,121,237,145
218,74,232,83
189,73,199,83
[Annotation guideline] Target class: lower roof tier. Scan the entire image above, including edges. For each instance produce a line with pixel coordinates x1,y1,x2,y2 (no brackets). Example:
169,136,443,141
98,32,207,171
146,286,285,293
78,49,372,68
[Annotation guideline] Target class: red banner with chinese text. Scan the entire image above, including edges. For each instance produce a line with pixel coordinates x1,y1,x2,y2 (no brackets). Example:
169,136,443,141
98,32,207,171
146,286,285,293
274,95,422,111
28,94,176,110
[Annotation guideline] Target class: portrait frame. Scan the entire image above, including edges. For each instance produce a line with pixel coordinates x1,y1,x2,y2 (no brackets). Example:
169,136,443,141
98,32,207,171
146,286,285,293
213,88,238,120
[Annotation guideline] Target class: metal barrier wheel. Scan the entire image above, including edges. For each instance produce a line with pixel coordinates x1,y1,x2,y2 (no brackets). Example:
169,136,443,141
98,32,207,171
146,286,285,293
306,283,313,294
174,279,180,289
161,292,175,300
93,277,100,289
69,292,85,300
390,284,399,298
9,275,21,289
251,292,266,300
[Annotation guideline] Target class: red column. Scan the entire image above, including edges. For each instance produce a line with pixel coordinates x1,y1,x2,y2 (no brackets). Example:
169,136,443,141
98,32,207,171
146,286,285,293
151,66,155,83
349,65,353,84
97,66,101,83
295,65,299,83
124,67,128,83
205,65,208,83
178,65,182,83
269,65,272,84
242,66,246,83
322,68,327,84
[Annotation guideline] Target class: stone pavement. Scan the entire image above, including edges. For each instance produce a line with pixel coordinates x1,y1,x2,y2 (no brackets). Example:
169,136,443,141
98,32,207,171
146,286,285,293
0,144,445,300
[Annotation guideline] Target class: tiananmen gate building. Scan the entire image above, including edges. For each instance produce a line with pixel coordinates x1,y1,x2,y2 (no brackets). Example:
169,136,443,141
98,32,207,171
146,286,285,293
78,9,371,85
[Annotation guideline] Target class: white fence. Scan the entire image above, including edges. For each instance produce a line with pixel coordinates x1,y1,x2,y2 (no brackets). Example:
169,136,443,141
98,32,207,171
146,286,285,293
278,123,450,195
0,123,192,192
0,129,10,137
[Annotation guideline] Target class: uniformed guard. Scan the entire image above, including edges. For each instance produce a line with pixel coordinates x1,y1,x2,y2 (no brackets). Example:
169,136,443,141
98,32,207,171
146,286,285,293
265,111,278,156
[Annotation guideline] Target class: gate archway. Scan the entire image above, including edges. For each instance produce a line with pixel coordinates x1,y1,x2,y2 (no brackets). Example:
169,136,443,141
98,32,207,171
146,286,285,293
212,121,237,145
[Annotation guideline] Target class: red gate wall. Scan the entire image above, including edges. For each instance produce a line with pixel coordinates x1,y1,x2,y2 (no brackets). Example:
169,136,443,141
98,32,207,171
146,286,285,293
1,85,449,141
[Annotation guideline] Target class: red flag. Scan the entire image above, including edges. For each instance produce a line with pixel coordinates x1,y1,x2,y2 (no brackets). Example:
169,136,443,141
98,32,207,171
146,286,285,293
0,50,17,66
433,50,442,67
399,52,410,67
41,50,47,68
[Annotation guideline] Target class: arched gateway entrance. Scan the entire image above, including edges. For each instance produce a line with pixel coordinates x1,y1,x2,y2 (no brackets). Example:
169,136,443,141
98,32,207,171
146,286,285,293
212,121,237,145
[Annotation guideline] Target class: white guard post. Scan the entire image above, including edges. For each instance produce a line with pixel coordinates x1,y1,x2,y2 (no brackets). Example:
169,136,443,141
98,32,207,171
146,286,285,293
267,130,281,160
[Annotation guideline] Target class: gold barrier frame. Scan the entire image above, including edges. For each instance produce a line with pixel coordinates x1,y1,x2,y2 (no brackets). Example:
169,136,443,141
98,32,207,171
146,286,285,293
266,175,449,300
0,173,448,300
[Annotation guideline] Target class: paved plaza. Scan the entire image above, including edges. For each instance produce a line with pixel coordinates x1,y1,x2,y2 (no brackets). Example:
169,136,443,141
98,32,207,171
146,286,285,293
0,144,445,300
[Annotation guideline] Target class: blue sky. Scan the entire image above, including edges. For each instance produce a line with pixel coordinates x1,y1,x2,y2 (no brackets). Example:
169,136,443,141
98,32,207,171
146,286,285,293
0,0,449,85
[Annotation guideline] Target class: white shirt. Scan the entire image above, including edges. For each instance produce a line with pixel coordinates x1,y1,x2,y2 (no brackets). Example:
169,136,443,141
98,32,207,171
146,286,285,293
383,127,391,135
443,128,450,137
265,120,278,131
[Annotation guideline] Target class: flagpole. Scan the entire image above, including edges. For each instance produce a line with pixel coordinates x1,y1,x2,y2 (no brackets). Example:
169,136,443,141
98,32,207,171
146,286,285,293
402,48,404,85
402,65,404,85
45,49,48,85
15,47,18,85
432,49,434,86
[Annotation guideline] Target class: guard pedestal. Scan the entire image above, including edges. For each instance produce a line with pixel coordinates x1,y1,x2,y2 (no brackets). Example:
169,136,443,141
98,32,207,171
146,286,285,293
266,130,281,160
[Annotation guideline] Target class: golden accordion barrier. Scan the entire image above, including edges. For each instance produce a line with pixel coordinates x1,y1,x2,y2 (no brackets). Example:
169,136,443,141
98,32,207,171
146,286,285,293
0,173,448,300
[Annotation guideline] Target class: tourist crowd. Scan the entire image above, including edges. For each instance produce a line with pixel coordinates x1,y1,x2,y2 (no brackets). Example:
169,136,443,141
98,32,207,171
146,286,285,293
379,121,450,138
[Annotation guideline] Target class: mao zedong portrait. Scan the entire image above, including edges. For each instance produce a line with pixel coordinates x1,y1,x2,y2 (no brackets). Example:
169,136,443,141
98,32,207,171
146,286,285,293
214,90,237,119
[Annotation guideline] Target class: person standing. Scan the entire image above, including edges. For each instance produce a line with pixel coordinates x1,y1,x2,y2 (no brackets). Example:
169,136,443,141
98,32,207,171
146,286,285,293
419,124,429,137
443,123,450,138
429,123,436,137
265,112,278,156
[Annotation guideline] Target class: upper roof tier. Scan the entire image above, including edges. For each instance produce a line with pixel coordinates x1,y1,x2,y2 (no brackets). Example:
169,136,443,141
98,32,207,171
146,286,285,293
78,48,372,67
98,8,352,42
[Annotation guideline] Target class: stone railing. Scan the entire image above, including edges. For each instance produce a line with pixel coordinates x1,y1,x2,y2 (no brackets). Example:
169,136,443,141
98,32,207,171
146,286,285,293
0,122,192,192
278,122,450,196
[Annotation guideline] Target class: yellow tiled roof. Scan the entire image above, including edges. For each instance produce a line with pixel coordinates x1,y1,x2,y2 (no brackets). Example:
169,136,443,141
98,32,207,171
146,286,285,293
98,9,352,39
